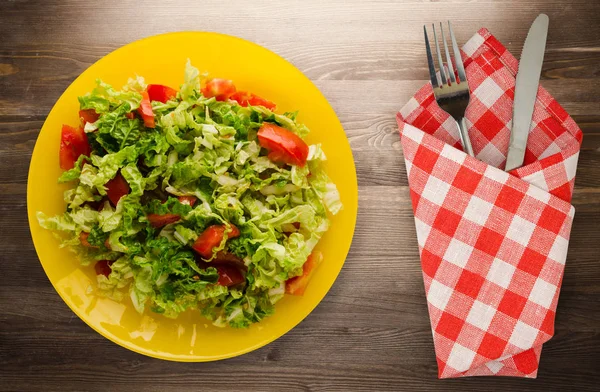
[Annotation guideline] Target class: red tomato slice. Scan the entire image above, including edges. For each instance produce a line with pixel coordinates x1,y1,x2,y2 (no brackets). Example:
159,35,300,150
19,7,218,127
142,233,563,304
257,123,309,167
147,84,178,103
79,109,100,125
215,265,245,286
95,260,114,277
105,173,130,206
59,124,91,170
247,94,276,110
230,91,277,110
192,224,240,259
137,90,155,128
147,213,181,228
228,224,240,238
193,225,225,259
201,78,236,101
285,253,321,296
213,251,248,272
229,91,251,106
178,196,197,207
59,144,77,171
266,150,288,163
125,112,135,120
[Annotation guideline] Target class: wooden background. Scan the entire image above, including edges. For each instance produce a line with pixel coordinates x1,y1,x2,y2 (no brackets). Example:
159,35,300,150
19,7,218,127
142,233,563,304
1,0,599,390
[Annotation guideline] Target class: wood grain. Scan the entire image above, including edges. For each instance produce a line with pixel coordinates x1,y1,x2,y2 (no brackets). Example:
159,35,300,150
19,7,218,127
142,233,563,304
1,0,599,391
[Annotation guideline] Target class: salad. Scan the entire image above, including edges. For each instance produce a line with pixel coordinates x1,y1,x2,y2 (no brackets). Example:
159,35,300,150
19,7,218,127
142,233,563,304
37,61,342,328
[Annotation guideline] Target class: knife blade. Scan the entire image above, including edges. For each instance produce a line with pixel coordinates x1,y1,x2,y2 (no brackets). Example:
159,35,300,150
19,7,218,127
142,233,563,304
505,14,549,171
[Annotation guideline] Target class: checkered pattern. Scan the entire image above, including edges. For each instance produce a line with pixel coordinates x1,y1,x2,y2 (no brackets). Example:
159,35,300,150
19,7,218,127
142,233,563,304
397,29,582,378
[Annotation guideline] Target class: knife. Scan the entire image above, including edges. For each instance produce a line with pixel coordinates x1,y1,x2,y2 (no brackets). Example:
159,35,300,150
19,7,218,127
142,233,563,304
505,14,549,171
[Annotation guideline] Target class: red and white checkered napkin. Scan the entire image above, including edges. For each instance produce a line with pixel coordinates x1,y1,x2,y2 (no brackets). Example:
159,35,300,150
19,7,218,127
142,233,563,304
396,28,583,378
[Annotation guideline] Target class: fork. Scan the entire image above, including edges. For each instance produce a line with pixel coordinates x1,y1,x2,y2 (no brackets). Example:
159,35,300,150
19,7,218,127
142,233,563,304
424,22,474,156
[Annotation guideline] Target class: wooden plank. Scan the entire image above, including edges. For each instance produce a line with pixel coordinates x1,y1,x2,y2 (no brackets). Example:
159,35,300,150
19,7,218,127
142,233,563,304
1,0,599,47
1,44,599,116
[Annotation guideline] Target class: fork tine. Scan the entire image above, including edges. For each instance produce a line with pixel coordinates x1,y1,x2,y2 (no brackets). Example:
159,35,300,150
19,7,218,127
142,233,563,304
432,24,447,86
440,22,456,84
423,25,440,88
448,21,467,82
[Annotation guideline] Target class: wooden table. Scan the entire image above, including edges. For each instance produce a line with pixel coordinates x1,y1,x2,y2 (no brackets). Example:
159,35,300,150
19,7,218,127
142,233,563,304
1,1,599,390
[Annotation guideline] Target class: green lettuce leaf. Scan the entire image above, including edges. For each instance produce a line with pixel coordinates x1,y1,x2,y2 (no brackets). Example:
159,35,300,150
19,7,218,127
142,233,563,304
37,61,342,328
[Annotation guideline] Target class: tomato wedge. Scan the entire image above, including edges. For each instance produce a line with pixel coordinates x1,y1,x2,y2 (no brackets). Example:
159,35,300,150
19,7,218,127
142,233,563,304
212,251,248,271
147,213,181,228
229,91,252,106
197,254,246,287
105,173,130,206
215,265,245,287
201,78,236,101
147,84,178,103
230,91,276,110
59,124,91,170
228,224,241,238
95,260,114,277
257,123,309,167
178,195,197,207
192,224,240,259
285,253,321,296
247,94,277,110
145,197,197,227
125,112,135,120
137,90,155,128
78,109,100,125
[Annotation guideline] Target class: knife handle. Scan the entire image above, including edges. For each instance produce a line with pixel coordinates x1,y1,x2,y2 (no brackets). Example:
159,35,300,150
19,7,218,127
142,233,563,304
457,117,474,156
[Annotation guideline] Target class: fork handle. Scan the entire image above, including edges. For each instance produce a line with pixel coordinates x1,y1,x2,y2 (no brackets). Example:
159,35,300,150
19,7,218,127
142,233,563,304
457,117,474,156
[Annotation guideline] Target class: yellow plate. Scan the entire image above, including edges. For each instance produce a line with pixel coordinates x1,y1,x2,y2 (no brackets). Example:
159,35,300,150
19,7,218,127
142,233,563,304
27,32,357,361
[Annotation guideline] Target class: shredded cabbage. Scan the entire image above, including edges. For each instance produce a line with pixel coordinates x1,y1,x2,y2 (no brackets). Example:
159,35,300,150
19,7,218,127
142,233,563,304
38,62,342,328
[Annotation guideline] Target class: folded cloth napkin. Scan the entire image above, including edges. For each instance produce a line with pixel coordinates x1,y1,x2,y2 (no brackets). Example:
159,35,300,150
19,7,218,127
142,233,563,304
396,28,582,378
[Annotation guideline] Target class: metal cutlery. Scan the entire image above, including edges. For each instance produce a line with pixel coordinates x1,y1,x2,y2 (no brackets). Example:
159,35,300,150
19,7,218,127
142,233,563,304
424,21,474,156
505,14,549,171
